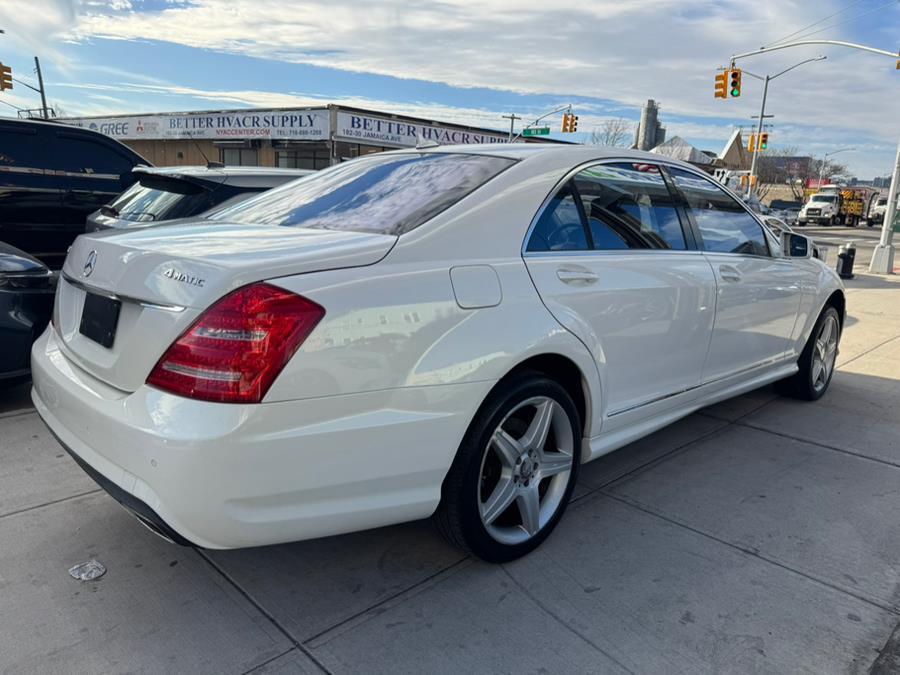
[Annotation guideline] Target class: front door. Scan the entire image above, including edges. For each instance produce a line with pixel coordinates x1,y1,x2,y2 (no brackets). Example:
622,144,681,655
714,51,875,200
523,162,717,416
665,167,802,383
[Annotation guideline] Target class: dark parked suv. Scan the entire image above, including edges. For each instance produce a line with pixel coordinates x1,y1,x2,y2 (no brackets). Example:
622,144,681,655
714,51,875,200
0,117,147,269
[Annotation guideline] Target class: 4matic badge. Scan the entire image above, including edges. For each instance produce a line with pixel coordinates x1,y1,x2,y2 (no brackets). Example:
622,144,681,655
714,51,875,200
163,267,206,288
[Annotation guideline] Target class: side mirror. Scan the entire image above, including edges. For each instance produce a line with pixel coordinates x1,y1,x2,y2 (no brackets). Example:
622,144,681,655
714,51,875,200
782,232,812,258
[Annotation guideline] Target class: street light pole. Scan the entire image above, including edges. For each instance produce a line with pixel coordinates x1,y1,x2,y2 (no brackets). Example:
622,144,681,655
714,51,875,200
817,147,854,187
869,137,900,274
743,56,826,200
746,75,769,200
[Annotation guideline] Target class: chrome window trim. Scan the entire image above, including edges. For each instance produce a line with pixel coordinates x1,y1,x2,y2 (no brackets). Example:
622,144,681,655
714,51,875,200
520,156,706,257
62,272,186,313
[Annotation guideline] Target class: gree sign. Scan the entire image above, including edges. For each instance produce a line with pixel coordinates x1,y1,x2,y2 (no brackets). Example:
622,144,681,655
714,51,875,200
335,112,507,147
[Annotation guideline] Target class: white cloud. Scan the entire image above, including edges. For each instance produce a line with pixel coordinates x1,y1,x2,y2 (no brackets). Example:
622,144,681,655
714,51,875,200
3,0,897,176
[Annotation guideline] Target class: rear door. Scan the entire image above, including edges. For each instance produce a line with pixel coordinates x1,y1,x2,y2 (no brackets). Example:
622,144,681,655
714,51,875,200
523,161,717,416
665,166,802,383
0,123,66,267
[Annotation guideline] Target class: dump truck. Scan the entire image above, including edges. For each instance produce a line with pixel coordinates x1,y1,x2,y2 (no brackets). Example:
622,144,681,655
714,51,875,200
799,186,878,227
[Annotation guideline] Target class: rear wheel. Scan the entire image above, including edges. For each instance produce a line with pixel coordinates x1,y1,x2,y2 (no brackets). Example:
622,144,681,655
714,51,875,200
777,306,841,401
434,372,581,563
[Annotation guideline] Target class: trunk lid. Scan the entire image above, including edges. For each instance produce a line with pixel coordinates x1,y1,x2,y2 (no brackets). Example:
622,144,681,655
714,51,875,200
55,221,396,392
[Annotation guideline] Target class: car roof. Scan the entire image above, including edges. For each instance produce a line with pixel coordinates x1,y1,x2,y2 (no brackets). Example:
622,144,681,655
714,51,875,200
0,115,149,165
390,143,701,170
133,165,312,188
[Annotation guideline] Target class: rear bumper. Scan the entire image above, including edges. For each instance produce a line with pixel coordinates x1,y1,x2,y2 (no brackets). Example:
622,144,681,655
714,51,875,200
31,327,491,548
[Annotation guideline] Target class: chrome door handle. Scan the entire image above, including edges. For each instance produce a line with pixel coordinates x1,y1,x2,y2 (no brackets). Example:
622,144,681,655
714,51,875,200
556,269,599,285
718,265,742,283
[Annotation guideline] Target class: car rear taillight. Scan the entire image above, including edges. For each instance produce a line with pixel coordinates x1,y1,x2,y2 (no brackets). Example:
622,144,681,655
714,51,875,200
147,282,324,404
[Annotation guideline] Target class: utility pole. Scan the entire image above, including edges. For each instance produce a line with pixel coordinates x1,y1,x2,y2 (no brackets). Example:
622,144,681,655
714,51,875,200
869,137,900,274
34,56,48,119
502,113,522,142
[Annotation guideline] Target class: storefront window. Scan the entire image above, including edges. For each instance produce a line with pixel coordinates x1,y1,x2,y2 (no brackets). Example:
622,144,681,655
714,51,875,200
276,148,331,170
220,148,259,166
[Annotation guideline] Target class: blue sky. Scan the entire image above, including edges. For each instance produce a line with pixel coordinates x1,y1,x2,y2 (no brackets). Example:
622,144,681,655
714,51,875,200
0,0,897,178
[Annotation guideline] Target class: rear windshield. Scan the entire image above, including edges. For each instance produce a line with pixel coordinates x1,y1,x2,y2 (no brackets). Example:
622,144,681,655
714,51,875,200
107,175,215,222
210,152,516,235
810,195,837,203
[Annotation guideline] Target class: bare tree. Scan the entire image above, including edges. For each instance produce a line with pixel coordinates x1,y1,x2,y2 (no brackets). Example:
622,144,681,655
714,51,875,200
590,118,632,147
755,147,848,200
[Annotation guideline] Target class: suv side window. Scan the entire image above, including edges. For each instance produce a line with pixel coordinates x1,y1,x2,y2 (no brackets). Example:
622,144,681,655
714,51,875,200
573,163,686,250
526,181,590,252
667,167,770,257
54,133,135,176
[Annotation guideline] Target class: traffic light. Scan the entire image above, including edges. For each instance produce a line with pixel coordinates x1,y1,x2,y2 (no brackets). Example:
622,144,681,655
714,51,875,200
729,68,742,97
561,114,569,133
714,70,728,99
748,134,756,153
0,63,12,92
759,132,769,150
561,113,578,133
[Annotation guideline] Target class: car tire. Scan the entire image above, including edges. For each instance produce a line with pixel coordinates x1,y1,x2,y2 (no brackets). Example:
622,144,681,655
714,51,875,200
433,371,582,563
776,305,841,401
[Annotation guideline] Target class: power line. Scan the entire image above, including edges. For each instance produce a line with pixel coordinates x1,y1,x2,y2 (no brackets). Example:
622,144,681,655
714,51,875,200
0,98,25,112
764,0,868,47
778,0,899,44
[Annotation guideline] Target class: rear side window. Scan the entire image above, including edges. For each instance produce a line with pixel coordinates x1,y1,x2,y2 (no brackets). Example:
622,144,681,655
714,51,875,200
108,176,213,222
54,134,135,176
211,153,515,235
526,161,686,253
574,163,686,250
667,167,769,257
526,182,589,252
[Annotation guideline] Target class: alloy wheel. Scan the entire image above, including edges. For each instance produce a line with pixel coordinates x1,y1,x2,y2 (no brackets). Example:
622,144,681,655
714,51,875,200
812,314,839,393
477,396,575,545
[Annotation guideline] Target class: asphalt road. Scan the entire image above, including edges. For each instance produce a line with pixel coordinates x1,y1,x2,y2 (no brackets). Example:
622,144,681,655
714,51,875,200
801,222,888,270
2,271,900,674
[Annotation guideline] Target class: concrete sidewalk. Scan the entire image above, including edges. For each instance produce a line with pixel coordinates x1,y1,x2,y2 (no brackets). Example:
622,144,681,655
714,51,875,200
2,272,899,674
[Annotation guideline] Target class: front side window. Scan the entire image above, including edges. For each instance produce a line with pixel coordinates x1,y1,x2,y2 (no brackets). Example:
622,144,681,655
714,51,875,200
667,167,769,257
212,152,515,236
573,163,686,250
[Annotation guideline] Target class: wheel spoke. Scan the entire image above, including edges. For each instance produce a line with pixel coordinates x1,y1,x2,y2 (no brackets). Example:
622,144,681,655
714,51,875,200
811,358,824,385
491,429,522,469
819,319,832,345
815,339,826,360
520,400,554,452
538,450,571,478
481,476,517,525
516,484,541,536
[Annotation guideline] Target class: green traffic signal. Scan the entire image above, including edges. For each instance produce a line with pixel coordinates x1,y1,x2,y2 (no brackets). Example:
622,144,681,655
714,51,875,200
730,89,739,97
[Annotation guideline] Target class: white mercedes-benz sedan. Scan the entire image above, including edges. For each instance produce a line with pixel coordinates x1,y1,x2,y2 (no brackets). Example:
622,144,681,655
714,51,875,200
31,145,844,562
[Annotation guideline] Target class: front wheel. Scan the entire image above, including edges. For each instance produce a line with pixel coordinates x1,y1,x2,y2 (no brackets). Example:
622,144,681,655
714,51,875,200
433,372,581,563
777,306,841,401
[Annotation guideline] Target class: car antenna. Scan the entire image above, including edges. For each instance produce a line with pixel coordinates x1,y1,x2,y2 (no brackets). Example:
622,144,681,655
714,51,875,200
185,131,225,169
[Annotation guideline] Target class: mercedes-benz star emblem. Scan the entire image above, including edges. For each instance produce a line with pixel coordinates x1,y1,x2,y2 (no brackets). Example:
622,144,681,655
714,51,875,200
83,250,98,278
